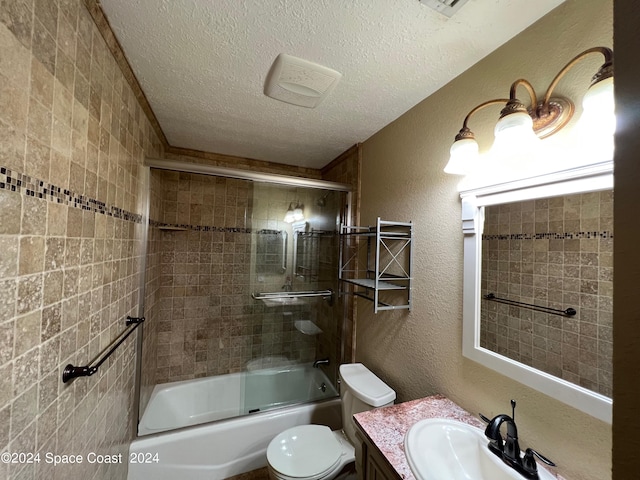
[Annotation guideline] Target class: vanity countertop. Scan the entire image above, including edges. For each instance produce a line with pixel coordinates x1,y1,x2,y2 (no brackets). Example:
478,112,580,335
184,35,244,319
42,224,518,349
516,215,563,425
353,394,565,480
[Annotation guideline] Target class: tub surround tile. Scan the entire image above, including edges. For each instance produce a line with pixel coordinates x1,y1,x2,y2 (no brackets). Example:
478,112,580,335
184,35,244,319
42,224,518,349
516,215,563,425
148,171,330,385
0,2,163,479
354,395,565,480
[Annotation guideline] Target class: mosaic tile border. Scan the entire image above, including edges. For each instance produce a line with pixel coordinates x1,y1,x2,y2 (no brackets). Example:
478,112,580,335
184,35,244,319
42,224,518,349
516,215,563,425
149,222,338,236
0,166,143,223
149,219,252,234
483,231,613,240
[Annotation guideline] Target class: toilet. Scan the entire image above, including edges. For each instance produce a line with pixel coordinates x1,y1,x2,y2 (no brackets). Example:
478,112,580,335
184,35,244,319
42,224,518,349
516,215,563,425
266,363,396,480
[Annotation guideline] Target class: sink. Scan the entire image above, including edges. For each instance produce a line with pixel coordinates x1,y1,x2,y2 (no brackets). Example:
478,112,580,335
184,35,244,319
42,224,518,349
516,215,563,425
404,419,555,480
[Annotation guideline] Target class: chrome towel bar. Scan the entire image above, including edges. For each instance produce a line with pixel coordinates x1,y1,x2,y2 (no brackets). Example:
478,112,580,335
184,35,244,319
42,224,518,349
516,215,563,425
251,289,333,300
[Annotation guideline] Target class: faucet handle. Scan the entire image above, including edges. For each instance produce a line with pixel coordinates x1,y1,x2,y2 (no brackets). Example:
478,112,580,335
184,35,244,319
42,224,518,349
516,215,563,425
523,447,556,475
479,413,491,423
525,448,555,466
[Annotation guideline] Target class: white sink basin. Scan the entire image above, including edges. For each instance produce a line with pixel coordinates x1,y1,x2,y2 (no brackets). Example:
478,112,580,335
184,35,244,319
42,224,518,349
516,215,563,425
404,419,555,480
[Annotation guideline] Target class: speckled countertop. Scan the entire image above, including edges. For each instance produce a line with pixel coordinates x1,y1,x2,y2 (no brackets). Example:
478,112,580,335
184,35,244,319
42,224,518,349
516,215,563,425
353,394,565,480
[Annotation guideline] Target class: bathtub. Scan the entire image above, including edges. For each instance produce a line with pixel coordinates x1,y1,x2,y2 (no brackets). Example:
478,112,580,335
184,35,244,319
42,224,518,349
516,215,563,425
128,364,341,480
138,363,338,436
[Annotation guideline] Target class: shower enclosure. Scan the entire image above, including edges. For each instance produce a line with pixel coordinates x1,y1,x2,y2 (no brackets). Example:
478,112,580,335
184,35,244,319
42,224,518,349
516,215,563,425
137,165,350,435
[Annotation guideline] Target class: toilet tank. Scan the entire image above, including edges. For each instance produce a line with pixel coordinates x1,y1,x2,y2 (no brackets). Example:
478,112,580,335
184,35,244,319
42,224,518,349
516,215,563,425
339,363,396,445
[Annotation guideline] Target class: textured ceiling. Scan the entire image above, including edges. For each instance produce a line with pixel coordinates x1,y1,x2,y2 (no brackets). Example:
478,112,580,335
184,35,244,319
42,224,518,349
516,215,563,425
99,0,565,168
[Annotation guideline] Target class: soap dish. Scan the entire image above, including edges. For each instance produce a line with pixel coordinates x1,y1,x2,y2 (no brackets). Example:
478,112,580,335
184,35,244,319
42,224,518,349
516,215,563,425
294,320,323,336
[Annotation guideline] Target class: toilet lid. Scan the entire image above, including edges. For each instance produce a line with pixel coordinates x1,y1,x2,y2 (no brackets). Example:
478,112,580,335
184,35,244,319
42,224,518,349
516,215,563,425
267,425,343,478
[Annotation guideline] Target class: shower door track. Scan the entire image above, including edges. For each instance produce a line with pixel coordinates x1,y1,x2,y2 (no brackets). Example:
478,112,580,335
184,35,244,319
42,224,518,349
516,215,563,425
145,157,353,192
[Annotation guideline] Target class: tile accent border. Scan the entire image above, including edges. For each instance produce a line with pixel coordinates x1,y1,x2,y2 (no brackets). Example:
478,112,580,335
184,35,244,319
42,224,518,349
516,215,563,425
483,231,613,240
150,220,251,234
150,222,337,235
0,166,143,223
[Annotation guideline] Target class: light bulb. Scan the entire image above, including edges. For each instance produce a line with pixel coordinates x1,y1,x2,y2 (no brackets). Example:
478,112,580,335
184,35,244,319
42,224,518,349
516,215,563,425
293,204,304,222
444,138,479,175
284,204,295,223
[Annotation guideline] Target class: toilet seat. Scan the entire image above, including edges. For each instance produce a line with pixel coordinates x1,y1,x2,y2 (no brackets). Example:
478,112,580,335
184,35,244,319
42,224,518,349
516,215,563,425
267,425,350,480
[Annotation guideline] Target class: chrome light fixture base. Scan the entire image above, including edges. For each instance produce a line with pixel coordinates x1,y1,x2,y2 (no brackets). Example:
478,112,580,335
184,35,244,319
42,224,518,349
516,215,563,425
530,96,575,139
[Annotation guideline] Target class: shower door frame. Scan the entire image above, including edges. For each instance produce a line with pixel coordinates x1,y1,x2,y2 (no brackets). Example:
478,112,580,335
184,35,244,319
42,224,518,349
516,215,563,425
132,158,353,437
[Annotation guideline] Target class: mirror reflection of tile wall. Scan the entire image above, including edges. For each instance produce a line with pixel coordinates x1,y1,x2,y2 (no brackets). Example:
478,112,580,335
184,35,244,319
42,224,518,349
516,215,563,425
480,191,613,397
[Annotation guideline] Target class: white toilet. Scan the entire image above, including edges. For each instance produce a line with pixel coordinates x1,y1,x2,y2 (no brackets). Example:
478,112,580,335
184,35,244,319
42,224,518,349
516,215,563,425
266,363,396,480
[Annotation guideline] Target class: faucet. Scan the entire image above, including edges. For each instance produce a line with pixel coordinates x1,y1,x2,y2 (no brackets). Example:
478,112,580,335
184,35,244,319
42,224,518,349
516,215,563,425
480,400,555,479
312,358,330,368
282,276,292,292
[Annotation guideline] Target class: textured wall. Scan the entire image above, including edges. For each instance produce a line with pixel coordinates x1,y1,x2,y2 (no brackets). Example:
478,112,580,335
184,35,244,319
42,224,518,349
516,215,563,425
0,1,163,479
356,1,612,479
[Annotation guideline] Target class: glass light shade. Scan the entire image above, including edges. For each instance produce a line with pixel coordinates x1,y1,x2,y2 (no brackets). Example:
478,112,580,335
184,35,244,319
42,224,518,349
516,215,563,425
293,204,304,222
486,111,545,182
284,205,295,223
568,76,615,163
491,111,540,158
444,138,479,175
579,76,615,137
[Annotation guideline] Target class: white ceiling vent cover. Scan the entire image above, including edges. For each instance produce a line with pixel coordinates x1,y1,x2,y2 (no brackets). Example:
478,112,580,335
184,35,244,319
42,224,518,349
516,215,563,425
264,54,342,108
419,0,470,17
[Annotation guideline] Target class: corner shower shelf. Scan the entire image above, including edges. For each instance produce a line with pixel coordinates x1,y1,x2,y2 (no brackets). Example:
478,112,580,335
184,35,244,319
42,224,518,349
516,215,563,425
339,218,413,313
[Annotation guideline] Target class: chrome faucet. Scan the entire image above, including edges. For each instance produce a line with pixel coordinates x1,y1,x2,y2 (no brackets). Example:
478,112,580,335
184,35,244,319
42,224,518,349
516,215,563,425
281,276,292,292
312,358,330,368
480,400,555,479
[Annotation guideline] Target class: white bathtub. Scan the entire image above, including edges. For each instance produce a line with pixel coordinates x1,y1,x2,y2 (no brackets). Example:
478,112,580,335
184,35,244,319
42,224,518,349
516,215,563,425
139,363,338,436
128,398,341,480
128,365,341,480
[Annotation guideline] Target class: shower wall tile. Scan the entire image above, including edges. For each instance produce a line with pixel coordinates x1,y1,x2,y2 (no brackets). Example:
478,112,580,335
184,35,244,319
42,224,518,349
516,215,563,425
0,2,163,479
149,172,335,384
481,191,613,397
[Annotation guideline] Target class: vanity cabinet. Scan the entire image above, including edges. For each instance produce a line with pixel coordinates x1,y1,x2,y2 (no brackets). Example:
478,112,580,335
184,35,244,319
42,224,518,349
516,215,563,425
354,428,400,480
352,395,494,480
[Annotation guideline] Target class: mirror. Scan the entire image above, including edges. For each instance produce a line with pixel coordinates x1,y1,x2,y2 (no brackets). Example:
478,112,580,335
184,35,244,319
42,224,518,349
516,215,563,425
256,229,287,274
460,162,613,423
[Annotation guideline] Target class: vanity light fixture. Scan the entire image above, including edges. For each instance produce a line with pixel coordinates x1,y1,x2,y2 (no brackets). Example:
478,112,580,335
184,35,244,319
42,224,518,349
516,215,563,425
444,46,614,175
284,202,305,223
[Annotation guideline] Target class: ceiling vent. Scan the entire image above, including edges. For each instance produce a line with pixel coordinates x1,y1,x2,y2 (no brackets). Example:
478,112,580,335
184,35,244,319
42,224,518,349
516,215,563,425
419,0,470,17
264,54,342,108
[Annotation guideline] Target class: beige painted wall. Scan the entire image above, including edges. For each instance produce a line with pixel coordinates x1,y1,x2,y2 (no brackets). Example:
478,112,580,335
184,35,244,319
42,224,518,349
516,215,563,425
356,1,612,479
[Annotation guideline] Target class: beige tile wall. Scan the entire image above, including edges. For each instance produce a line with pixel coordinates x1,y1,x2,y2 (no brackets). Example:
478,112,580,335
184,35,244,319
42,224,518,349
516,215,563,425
0,1,162,479
138,170,162,418
1,0,360,467
481,191,614,396
147,170,347,386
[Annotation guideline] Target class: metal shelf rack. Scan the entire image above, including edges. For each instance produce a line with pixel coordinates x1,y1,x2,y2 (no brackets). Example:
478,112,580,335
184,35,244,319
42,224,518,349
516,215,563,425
339,218,413,313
